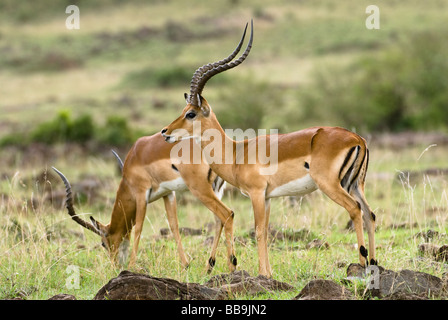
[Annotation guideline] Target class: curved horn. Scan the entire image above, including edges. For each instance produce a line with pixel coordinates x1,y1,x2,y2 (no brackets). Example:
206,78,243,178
52,167,102,236
111,150,124,173
189,20,253,106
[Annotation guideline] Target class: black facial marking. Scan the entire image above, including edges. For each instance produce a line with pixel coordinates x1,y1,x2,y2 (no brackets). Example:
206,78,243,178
360,245,368,258
230,255,237,266
304,162,309,169
208,257,216,268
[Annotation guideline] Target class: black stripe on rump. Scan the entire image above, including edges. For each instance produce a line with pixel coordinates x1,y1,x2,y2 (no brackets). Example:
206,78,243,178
340,146,360,191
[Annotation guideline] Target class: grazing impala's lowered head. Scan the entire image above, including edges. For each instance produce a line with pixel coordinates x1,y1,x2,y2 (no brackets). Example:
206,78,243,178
161,20,253,143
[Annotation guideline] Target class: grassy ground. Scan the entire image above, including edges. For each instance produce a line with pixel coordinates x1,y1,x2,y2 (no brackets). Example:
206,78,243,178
1,1,448,300
0,141,447,300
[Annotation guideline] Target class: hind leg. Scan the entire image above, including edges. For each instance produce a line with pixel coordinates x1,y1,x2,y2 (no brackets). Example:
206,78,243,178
311,173,369,267
163,192,190,269
351,186,377,265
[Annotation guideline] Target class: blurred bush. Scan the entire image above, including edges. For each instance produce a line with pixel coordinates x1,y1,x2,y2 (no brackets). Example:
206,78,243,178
295,31,448,133
216,76,283,131
121,65,193,89
97,115,135,146
1,110,135,148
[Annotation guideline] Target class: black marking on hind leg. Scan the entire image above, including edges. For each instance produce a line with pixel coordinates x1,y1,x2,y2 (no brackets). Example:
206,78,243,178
230,254,237,266
371,212,376,221
304,162,309,169
339,146,357,180
370,259,378,266
231,211,235,219
208,257,216,268
171,164,178,171
360,245,368,260
207,168,213,183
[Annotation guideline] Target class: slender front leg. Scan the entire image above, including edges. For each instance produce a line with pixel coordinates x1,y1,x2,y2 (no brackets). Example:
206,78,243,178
163,192,189,269
186,182,236,273
250,191,271,278
129,193,147,268
207,215,223,273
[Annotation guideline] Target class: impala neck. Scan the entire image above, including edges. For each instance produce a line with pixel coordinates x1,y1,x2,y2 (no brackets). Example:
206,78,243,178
198,115,240,186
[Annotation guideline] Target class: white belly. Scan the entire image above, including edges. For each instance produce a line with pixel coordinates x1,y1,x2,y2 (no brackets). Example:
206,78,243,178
267,175,318,198
146,177,188,202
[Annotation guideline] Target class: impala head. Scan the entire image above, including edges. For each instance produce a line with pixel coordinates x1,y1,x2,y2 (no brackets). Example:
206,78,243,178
52,167,113,254
161,20,254,143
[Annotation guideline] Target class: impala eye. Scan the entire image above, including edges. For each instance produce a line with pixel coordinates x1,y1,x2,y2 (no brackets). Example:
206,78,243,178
185,111,196,120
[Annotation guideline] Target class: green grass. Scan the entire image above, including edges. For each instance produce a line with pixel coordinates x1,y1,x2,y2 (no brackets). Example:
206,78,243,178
0,144,447,299
1,0,448,300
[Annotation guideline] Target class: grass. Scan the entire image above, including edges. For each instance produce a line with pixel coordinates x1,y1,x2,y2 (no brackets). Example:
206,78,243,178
0,143,447,300
1,0,448,300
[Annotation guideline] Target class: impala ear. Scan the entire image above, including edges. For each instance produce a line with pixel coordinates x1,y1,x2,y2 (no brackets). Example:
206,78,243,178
90,216,104,235
198,94,210,117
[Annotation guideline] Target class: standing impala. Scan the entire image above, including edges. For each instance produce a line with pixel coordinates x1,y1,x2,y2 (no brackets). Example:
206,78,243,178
53,132,237,272
161,21,377,277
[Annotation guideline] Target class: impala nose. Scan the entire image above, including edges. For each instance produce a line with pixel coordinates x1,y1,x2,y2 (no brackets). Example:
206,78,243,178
161,128,167,135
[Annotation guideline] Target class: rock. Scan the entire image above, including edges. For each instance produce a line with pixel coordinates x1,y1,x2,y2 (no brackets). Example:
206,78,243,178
48,294,77,300
435,245,448,262
305,239,329,250
381,292,428,300
418,243,440,256
205,270,294,297
293,280,353,300
249,225,315,242
160,227,202,237
414,229,440,242
375,269,443,298
94,270,225,300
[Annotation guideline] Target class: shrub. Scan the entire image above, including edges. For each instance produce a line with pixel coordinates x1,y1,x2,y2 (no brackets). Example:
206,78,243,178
31,110,73,144
216,77,283,131
97,115,135,146
296,31,448,133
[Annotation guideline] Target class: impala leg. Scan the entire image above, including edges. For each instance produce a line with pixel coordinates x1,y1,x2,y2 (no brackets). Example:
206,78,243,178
163,192,190,269
129,193,147,268
186,183,236,272
207,215,223,273
264,198,272,276
352,187,377,265
314,180,369,267
250,191,271,278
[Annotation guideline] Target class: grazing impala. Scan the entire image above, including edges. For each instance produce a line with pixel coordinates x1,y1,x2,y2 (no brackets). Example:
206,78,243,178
161,20,377,277
53,132,237,272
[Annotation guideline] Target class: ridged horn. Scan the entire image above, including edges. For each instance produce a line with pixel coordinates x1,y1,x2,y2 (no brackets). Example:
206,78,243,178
52,167,103,236
188,19,254,106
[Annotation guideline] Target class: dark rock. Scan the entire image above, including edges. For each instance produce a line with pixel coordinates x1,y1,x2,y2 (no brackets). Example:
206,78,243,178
94,270,225,300
305,239,329,250
48,294,77,300
205,270,294,297
294,279,353,300
375,269,443,298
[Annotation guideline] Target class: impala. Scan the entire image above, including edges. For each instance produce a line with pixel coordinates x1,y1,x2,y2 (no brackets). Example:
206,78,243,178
161,21,377,277
53,132,237,272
